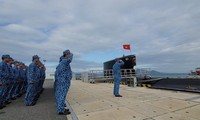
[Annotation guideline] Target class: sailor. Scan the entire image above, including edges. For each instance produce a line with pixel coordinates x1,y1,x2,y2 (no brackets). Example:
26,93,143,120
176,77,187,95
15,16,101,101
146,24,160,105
113,59,124,97
54,56,64,92
35,61,42,99
55,50,73,115
13,61,20,98
6,57,14,103
34,59,42,102
40,63,46,93
19,63,26,96
41,65,46,91
0,55,10,109
24,66,28,93
17,62,23,97
25,55,40,106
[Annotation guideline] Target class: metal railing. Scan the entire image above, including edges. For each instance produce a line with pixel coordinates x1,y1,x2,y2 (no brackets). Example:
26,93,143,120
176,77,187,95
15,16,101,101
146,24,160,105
87,69,136,83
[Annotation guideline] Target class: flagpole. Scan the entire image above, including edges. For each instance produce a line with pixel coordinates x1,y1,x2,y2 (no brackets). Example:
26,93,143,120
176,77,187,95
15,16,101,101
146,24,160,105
122,44,125,56
121,46,124,56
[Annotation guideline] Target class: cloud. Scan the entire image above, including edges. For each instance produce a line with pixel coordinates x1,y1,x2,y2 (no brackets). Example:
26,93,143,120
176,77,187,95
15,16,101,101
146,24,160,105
0,0,200,73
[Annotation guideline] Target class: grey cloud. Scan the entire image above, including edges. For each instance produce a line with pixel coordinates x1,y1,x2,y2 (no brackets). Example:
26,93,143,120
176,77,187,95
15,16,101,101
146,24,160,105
0,0,200,73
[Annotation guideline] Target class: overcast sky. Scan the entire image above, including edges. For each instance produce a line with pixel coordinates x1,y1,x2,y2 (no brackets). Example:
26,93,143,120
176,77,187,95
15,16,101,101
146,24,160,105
0,0,200,73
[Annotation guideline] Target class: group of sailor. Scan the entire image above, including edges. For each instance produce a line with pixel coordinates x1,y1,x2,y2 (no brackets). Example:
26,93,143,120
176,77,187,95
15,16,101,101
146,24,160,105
0,50,125,117
0,54,46,109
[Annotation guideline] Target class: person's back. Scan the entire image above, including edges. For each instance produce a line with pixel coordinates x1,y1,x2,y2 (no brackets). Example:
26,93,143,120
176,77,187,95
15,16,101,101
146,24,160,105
0,55,11,109
8,64,14,82
13,64,20,79
27,62,37,83
113,62,124,77
0,61,9,85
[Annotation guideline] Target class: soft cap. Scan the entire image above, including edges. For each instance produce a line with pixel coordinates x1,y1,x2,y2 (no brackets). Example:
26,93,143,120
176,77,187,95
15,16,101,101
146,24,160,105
32,55,40,61
63,49,70,55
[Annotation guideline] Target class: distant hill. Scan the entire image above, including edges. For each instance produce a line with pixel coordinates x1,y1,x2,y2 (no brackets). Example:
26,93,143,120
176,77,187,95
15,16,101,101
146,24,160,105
150,70,169,76
136,69,188,78
150,70,188,77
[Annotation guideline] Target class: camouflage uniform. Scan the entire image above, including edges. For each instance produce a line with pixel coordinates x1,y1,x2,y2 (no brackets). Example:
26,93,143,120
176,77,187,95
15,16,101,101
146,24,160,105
25,62,38,105
6,64,14,101
113,60,124,96
19,67,26,95
13,65,20,97
0,59,10,107
55,53,73,113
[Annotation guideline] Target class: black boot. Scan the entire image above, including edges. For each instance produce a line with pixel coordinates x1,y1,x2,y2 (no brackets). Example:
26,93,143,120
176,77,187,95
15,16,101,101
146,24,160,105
115,95,123,97
11,97,16,100
65,109,70,112
5,100,12,104
59,109,71,115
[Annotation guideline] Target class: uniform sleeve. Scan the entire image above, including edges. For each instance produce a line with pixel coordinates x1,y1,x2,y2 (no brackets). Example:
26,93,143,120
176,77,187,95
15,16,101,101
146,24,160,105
0,63,3,81
13,68,19,79
0,63,8,79
19,69,22,80
43,70,46,78
29,64,36,81
9,66,14,80
119,61,124,66
13,68,16,78
115,61,124,67
19,69,24,80
62,54,73,65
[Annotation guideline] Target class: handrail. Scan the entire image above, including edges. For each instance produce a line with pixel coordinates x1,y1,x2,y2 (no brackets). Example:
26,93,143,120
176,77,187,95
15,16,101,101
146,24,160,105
89,69,136,80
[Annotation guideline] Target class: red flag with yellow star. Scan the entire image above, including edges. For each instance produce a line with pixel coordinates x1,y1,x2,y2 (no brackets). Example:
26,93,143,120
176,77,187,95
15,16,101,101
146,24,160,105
123,44,131,50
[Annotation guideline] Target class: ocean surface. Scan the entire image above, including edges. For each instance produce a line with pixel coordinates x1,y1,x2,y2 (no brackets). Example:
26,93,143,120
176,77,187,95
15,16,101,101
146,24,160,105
151,73,189,78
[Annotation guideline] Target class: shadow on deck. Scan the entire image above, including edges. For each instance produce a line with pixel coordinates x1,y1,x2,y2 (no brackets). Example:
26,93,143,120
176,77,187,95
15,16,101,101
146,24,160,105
0,80,67,120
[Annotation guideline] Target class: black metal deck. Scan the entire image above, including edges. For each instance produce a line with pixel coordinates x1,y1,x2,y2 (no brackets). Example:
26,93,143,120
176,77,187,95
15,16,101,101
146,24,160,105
138,78,200,93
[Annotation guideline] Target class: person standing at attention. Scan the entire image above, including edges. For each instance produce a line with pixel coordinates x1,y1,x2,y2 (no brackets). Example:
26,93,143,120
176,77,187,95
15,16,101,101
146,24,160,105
55,50,73,115
113,59,124,97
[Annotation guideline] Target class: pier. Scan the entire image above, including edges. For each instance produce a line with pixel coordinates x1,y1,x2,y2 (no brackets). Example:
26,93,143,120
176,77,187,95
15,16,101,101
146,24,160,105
1,79,200,120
